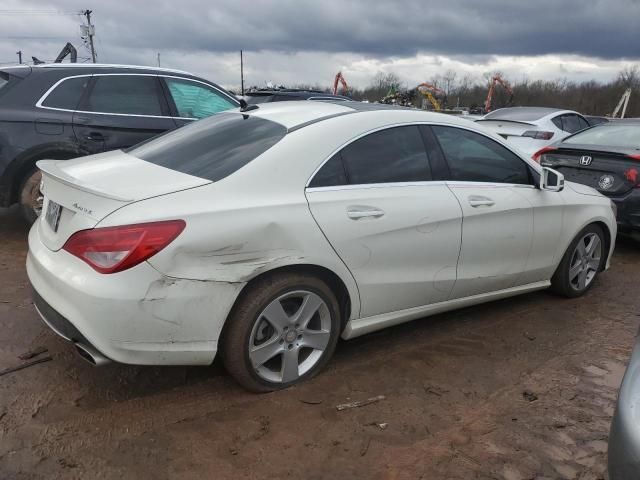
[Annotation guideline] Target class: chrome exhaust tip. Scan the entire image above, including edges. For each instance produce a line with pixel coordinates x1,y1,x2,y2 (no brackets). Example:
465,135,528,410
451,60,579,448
74,342,111,366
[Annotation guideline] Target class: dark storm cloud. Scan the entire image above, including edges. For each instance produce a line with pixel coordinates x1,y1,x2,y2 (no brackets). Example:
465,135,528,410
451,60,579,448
4,0,639,60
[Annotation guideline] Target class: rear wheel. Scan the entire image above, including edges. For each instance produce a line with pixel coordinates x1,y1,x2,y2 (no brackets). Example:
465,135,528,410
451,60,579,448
222,273,341,392
551,224,606,297
19,168,43,225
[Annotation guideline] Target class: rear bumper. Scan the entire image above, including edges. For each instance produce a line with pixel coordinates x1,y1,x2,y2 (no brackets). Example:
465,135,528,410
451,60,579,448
610,189,640,232
26,223,245,366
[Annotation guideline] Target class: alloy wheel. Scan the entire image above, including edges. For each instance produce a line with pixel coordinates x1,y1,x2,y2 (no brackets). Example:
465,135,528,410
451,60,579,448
568,232,602,291
248,290,332,384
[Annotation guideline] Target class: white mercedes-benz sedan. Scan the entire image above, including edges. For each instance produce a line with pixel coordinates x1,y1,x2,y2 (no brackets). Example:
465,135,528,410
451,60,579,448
27,101,617,392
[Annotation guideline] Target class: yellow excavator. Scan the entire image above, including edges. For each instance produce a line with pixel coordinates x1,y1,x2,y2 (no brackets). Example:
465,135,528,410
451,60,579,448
417,83,446,111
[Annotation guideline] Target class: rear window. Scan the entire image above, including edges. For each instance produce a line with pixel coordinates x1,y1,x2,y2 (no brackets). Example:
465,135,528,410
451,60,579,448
484,108,556,121
564,124,640,149
126,113,287,181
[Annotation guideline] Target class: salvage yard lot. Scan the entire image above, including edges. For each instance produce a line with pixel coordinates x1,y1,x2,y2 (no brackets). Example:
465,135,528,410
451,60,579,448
1,205,638,480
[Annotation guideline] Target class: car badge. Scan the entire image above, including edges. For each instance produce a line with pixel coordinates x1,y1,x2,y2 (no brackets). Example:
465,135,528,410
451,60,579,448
580,155,593,166
598,174,614,190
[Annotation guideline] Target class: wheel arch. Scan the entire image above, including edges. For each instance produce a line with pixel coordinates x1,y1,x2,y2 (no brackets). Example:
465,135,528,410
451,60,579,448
3,142,86,205
230,263,354,333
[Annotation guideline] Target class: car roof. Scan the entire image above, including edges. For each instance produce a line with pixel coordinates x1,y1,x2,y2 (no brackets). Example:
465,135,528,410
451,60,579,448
32,63,194,76
243,100,473,131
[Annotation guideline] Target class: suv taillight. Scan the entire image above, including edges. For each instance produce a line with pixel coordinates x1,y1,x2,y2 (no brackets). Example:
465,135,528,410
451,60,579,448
63,220,186,274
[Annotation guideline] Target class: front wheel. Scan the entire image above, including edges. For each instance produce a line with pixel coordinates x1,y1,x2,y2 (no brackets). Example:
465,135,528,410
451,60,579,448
222,273,341,392
551,224,606,298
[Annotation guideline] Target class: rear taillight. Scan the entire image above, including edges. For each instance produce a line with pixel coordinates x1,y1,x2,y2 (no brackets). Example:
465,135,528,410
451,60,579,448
532,146,558,163
523,130,555,140
625,168,640,188
63,220,186,274
628,154,640,161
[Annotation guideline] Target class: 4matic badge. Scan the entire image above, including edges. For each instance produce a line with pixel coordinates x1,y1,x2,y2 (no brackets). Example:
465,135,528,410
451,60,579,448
72,202,93,216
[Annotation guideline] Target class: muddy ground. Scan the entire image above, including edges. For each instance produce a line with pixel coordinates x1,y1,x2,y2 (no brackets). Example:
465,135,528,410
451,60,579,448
0,205,638,479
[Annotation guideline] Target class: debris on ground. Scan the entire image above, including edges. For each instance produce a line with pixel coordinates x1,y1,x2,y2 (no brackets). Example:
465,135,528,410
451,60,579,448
360,437,371,456
299,398,323,405
336,395,385,411
523,390,539,402
366,422,388,430
0,356,52,377
18,346,48,360
523,332,536,341
424,384,449,397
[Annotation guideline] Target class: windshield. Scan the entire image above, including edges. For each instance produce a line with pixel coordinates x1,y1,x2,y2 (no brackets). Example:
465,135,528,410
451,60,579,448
564,124,640,149
126,113,287,182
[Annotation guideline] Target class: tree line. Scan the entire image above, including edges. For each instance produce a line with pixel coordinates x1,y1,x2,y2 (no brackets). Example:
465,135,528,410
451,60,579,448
295,66,639,117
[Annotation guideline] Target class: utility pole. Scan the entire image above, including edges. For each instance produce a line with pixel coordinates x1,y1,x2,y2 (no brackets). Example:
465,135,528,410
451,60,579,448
82,9,96,63
157,52,161,67
240,50,244,96
16,50,22,64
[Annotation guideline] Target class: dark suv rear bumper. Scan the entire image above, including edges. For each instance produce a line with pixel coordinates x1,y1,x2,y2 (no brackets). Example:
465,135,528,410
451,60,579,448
610,189,640,232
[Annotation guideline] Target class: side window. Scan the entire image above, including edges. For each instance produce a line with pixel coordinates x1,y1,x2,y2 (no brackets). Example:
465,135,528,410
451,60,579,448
340,126,431,185
85,75,163,116
561,114,582,133
576,115,589,130
551,116,563,130
165,78,236,119
432,125,531,185
309,153,347,187
41,77,89,110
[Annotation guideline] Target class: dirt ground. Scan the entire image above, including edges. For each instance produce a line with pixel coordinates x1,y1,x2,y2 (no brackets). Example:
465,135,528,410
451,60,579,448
1,205,638,480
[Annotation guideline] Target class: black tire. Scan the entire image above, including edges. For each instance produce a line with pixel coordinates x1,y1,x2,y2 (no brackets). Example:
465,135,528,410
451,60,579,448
19,168,43,225
551,224,606,298
221,273,341,393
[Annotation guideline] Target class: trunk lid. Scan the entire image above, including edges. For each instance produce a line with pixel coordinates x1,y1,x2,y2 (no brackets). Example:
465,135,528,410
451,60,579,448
37,150,211,250
540,145,640,196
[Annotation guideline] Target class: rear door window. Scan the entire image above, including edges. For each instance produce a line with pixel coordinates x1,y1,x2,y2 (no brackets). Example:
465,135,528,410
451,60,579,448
432,125,531,184
164,77,237,119
41,76,89,110
84,75,164,116
310,126,432,187
126,113,287,182
341,126,431,185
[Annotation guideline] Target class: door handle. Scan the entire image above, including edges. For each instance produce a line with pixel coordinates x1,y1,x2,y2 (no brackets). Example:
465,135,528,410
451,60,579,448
86,132,104,141
347,206,385,220
468,195,495,208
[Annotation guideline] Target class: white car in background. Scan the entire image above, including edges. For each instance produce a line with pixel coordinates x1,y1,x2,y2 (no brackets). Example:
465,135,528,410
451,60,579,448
476,107,591,159
27,101,616,392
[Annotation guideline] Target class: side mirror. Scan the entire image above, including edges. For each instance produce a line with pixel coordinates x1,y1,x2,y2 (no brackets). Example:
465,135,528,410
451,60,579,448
540,167,564,192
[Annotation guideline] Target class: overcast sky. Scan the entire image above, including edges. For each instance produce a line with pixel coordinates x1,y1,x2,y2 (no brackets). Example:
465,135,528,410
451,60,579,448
1,0,639,90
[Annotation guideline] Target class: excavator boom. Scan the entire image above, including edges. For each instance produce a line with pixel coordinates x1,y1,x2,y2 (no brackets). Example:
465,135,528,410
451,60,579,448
332,71,349,95
484,74,513,112
417,82,446,111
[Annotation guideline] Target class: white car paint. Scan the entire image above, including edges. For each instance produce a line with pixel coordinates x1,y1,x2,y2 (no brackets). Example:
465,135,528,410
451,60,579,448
476,107,590,159
27,101,616,368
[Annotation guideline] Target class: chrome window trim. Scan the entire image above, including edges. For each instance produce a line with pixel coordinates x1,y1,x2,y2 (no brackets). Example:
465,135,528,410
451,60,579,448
306,180,446,193
35,73,238,119
305,120,539,189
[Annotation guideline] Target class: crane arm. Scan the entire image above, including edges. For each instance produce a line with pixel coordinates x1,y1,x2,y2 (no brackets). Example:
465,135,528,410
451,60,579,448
417,83,446,111
484,75,513,112
332,71,349,95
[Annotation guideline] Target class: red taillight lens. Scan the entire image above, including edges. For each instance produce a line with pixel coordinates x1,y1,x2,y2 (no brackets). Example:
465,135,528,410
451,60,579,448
63,220,186,274
531,146,558,163
523,130,555,140
625,167,639,187
628,154,640,161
